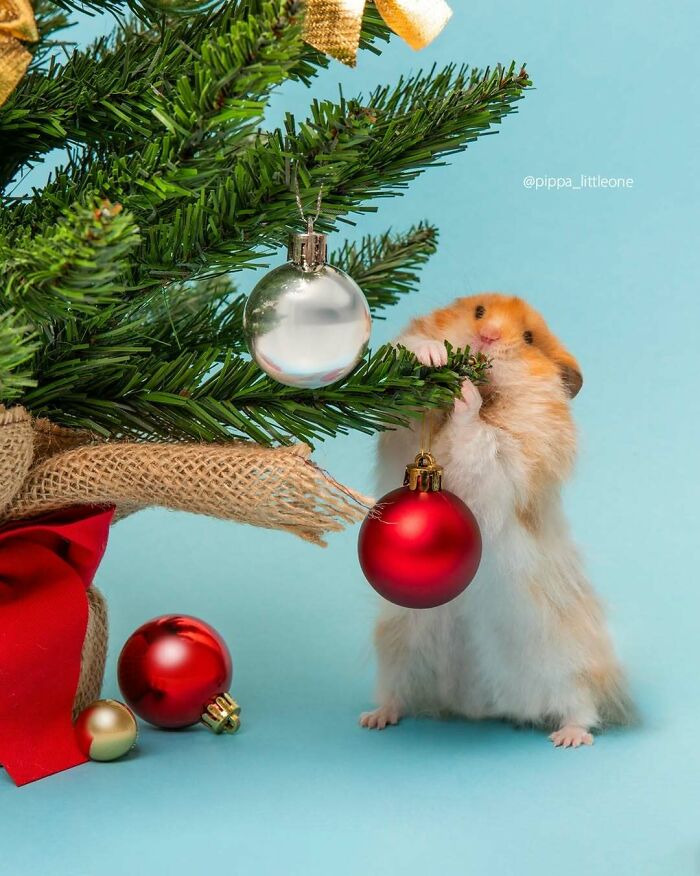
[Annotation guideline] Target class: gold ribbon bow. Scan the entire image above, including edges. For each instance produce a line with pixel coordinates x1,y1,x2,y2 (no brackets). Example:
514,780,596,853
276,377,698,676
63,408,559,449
303,0,452,67
0,0,38,107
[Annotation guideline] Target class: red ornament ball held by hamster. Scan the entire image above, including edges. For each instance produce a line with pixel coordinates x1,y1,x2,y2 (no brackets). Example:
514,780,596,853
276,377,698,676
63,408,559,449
358,452,482,609
118,615,240,734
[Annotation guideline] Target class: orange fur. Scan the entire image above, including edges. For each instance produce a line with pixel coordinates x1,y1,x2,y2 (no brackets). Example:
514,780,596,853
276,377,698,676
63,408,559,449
404,293,582,398
404,294,582,504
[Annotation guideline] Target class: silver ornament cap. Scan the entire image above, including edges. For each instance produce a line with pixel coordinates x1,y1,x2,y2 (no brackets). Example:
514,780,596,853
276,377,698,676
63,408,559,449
288,224,328,271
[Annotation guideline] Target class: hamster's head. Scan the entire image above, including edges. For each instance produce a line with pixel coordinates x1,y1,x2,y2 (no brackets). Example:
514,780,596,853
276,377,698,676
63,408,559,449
453,293,582,398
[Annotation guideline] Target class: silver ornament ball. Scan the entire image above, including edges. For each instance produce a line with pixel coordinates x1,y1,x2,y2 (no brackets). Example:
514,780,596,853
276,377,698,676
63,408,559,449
244,230,371,389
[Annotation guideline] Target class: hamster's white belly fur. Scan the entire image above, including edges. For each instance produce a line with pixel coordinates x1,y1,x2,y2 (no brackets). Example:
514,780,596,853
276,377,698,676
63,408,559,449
377,522,593,724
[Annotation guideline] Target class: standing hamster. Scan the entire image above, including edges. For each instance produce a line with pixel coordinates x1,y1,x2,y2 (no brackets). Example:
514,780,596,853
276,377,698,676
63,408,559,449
361,293,631,747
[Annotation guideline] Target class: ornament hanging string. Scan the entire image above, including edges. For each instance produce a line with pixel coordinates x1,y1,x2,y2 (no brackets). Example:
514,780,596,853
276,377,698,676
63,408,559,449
419,412,435,457
292,164,324,234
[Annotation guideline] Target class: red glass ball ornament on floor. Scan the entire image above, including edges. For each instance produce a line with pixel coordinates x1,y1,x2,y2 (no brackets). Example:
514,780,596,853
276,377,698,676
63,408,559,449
118,615,240,733
358,452,482,609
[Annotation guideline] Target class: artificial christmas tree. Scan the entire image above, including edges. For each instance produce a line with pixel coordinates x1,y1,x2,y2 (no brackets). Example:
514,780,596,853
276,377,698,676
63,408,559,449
0,0,528,782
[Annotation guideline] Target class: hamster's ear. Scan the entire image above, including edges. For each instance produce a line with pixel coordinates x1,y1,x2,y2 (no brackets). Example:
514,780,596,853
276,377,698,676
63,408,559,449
555,348,583,398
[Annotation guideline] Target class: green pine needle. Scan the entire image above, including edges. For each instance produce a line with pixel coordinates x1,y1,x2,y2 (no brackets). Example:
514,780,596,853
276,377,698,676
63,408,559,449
0,310,39,400
331,223,438,315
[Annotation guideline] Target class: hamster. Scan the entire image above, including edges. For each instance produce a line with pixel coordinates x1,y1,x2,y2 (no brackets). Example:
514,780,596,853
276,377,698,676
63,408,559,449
360,293,631,747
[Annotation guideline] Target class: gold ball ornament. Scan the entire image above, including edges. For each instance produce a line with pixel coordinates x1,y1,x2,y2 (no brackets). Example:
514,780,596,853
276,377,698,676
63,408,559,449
74,699,138,762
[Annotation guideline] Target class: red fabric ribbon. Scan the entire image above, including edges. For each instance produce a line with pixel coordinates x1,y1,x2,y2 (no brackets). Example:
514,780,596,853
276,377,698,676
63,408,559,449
0,506,114,786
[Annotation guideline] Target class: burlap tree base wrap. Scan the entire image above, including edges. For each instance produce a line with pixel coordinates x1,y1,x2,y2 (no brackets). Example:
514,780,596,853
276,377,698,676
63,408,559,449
0,405,372,715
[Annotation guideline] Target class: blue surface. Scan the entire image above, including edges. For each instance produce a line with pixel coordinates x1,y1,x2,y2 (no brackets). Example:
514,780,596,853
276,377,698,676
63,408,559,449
4,2,700,874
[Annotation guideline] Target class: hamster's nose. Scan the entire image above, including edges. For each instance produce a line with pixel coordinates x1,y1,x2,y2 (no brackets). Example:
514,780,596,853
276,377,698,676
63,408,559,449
479,326,501,345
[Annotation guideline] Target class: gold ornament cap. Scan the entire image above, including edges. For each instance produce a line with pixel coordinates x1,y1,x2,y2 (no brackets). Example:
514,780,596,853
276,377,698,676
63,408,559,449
404,451,443,492
200,692,241,735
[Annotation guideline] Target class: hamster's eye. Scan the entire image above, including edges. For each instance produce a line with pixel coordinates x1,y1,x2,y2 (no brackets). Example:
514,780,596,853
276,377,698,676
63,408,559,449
475,305,485,320
523,330,534,345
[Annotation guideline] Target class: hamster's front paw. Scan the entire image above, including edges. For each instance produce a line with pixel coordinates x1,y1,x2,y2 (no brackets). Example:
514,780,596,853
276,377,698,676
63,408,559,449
412,340,448,368
454,379,483,416
359,704,401,730
549,725,594,749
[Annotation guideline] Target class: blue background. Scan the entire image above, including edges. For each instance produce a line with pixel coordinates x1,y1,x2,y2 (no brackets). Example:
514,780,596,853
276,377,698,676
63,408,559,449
4,2,699,874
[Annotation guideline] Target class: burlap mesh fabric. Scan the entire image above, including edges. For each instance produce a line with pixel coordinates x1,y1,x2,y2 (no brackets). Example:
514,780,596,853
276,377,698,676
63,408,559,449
0,405,33,509
74,586,109,717
0,404,371,710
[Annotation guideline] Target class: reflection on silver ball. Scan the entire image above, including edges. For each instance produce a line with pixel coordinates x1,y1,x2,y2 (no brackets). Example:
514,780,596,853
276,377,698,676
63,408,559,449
244,262,372,389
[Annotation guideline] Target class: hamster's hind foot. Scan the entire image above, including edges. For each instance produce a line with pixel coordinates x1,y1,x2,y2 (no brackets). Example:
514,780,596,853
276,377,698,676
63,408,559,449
549,724,594,749
359,704,401,730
